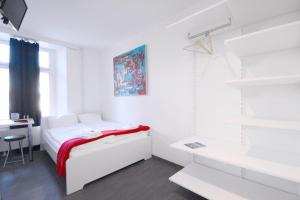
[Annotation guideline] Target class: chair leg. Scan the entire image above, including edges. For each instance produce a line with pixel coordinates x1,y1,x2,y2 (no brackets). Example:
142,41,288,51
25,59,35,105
3,142,11,168
19,140,25,164
8,142,12,160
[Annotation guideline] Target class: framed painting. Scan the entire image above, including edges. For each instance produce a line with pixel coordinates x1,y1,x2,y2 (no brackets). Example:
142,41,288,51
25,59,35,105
113,45,147,96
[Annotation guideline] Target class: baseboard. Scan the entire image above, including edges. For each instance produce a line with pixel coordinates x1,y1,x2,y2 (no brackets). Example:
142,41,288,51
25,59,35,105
151,155,183,169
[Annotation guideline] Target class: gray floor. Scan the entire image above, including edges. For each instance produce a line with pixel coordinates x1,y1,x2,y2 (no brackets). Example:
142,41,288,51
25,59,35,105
0,151,206,200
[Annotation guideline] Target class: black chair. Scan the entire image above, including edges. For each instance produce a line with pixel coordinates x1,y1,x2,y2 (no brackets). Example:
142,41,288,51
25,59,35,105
3,135,26,168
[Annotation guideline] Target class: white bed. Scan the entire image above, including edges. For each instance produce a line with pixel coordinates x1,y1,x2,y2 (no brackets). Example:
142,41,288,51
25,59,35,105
41,114,152,195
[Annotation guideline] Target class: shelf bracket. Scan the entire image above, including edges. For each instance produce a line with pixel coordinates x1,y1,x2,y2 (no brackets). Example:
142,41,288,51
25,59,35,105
240,54,247,179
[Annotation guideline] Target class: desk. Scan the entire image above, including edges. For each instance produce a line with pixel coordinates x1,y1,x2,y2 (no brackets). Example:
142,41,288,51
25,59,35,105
0,119,34,161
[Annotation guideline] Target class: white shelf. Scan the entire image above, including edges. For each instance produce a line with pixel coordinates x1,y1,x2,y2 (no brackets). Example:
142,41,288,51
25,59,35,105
166,0,230,31
225,20,300,57
226,75,300,88
226,117,300,131
170,163,300,200
171,137,300,184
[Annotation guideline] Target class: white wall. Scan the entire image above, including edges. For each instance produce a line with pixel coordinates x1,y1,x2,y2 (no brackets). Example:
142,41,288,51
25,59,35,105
54,46,67,115
54,47,83,115
82,48,102,113
66,48,83,114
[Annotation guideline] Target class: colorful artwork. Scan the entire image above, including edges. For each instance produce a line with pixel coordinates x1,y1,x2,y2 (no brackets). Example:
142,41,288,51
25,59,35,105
113,45,147,96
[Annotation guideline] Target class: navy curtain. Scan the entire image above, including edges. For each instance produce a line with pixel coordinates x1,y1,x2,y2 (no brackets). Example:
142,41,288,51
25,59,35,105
9,38,41,126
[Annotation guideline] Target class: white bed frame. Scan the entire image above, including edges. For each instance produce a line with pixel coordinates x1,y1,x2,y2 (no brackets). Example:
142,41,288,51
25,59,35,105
40,118,152,195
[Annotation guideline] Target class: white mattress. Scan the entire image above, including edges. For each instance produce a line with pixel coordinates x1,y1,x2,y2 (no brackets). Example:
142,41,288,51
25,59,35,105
43,121,149,158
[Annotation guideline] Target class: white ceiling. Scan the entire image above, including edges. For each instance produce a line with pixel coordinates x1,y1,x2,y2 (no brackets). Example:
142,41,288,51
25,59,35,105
1,0,300,48
20,0,200,48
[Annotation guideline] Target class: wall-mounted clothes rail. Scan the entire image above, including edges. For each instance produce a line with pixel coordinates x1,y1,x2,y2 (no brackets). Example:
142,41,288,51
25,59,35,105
187,17,232,40
183,17,232,54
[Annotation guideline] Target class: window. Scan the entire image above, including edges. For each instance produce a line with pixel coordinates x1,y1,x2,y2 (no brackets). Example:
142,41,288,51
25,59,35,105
0,42,10,120
39,50,52,116
39,51,50,68
0,68,9,119
0,43,9,63
0,42,54,120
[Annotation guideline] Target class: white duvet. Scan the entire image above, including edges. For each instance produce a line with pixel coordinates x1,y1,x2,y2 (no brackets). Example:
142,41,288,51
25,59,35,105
45,121,138,152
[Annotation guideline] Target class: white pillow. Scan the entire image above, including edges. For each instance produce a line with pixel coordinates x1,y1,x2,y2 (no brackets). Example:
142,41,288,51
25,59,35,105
47,114,78,129
78,113,102,124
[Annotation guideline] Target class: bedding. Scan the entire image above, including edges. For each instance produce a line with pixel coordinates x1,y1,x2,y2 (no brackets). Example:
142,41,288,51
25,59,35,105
43,121,146,154
47,124,93,145
56,125,150,176
48,114,78,129
83,121,134,131
46,121,134,148
78,113,102,124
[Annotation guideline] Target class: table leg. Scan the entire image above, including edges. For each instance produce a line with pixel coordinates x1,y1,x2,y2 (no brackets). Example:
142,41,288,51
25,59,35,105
27,124,33,161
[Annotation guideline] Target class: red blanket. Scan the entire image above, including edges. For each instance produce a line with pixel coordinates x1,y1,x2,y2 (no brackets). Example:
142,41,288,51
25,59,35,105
56,125,150,176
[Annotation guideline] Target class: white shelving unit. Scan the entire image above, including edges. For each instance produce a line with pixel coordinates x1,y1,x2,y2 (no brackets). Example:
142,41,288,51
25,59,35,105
170,163,299,200
171,137,300,184
225,20,300,57
226,75,300,88
170,16,300,199
226,117,300,131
